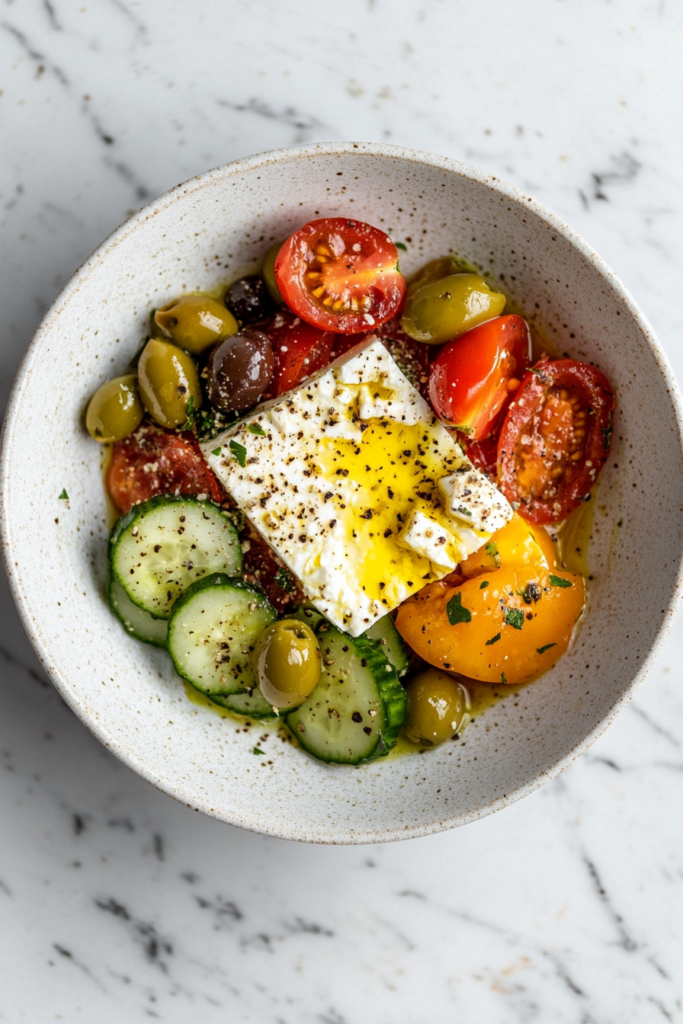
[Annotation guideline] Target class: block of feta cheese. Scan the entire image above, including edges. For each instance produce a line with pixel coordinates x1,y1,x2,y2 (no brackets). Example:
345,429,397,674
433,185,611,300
202,338,512,636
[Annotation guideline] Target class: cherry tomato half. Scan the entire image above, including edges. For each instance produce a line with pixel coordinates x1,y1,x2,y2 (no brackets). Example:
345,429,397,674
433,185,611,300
260,309,337,398
369,317,435,399
429,314,531,440
497,360,616,524
107,422,224,516
274,218,406,334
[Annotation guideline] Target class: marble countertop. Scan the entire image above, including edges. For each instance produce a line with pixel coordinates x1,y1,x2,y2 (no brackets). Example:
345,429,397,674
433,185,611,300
1,1,683,1020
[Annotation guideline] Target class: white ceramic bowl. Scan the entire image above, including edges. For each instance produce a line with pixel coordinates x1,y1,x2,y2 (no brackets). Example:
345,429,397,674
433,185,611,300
2,143,683,843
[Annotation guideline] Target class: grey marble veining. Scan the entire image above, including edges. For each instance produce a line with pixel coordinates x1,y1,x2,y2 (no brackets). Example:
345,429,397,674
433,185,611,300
1,1,683,1020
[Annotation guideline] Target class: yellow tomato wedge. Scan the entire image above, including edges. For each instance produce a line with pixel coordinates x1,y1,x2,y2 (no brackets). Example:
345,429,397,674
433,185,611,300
395,565,585,684
459,513,558,577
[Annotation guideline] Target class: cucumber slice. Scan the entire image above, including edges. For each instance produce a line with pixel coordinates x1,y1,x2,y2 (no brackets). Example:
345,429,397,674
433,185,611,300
289,604,328,632
210,687,277,719
110,496,241,619
167,573,276,696
364,615,410,678
286,627,406,765
108,576,168,648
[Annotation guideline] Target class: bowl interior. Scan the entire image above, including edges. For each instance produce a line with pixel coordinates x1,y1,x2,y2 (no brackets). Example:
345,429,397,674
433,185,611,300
3,143,682,843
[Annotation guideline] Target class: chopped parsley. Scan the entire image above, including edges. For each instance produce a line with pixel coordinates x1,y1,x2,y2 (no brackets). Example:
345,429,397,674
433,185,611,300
252,747,265,756
485,541,501,568
603,415,612,450
504,607,525,630
229,439,247,467
395,241,408,252
446,592,472,626
180,395,195,432
537,643,557,655
247,423,266,436
549,574,572,588
274,566,297,593
58,488,69,500
485,633,501,646
211,447,222,457
501,672,508,683
456,505,472,517
479,580,489,590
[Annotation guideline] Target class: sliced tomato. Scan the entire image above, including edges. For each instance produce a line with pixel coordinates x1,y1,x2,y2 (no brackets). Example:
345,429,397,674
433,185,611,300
274,218,406,334
463,431,500,478
241,522,305,614
497,360,615,524
260,309,336,399
107,422,225,516
429,314,530,440
369,317,434,399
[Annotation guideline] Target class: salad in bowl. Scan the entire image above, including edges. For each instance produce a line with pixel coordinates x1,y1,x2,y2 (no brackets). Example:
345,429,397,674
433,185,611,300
86,214,614,766
4,142,678,842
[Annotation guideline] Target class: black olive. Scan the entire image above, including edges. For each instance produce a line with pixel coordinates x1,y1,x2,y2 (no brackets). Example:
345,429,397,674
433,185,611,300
205,329,274,412
225,275,274,326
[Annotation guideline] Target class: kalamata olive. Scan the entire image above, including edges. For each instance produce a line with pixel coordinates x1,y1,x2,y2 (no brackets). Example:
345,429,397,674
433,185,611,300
137,338,202,429
254,619,321,710
205,329,274,411
403,669,470,746
86,374,144,442
154,294,238,355
225,275,274,326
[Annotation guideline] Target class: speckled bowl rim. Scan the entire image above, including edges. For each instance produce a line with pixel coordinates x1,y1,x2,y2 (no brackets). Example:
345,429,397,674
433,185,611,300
2,141,683,844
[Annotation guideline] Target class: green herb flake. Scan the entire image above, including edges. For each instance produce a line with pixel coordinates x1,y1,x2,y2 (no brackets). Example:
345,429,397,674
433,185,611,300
247,423,266,436
603,415,613,451
486,633,501,646
447,592,472,626
485,541,501,568
180,395,195,432
537,643,557,655
229,439,247,467
501,672,508,683
549,574,572,588
395,241,408,252
252,747,265,756
456,505,472,517
58,488,69,500
479,580,489,590
274,566,296,593
211,447,222,457
504,607,525,630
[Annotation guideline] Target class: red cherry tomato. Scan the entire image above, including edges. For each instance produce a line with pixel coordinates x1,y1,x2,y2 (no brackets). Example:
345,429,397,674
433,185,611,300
429,315,531,440
497,360,615,524
260,309,336,398
463,431,500,478
275,218,406,334
241,522,305,614
369,317,435,399
107,422,224,516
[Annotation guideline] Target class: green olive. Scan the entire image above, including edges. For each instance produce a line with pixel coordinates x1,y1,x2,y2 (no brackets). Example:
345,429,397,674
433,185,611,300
154,294,238,355
403,669,470,746
137,337,202,429
401,273,506,345
254,619,321,710
262,240,285,304
86,374,144,443
406,256,465,298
